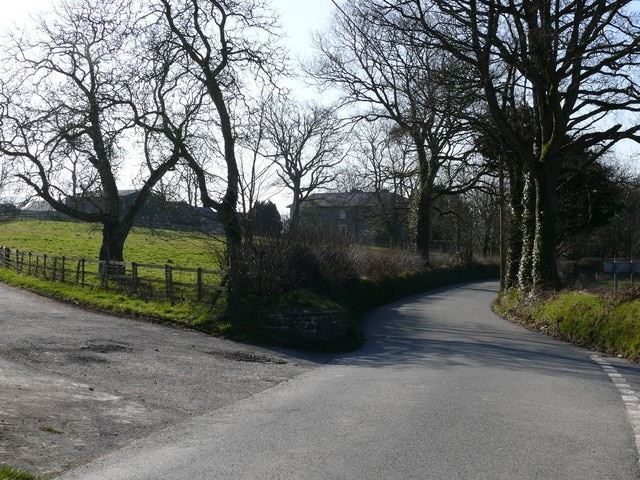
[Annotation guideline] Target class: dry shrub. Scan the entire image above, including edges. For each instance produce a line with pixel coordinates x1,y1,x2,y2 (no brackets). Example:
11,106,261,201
236,239,320,297
237,229,431,300
236,233,360,298
348,245,426,278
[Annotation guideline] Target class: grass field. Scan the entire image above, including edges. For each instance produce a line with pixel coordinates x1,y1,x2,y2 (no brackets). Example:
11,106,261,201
0,219,221,269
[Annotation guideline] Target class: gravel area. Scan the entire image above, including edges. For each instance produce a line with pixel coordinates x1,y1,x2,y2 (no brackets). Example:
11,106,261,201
0,283,320,478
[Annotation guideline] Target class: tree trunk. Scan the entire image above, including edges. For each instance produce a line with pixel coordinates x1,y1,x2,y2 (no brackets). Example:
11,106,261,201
415,140,433,262
504,158,526,289
219,201,243,307
415,186,432,261
98,216,130,278
99,216,127,262
517,173,535,289
505,202,523,289
289,203,301,237
531,159,561,290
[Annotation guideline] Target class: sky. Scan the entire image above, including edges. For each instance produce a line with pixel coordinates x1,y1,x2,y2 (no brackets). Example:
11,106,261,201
0,0,335,56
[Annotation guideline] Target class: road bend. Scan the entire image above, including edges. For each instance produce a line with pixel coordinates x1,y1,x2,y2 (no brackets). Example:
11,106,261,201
59,280,640,479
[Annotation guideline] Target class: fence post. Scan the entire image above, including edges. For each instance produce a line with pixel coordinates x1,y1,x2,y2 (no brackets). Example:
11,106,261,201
4,247,10,268
78,259,86,286
165,264,173,302
132,262,138,294
197,267,203,301
100,261,108,288
61,256,66,283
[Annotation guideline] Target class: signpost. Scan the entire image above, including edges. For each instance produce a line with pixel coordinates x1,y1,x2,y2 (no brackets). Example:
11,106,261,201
604,260,640,292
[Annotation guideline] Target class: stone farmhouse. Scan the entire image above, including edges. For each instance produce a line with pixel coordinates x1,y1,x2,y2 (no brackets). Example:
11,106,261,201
296,190,409,246
22,190,220,233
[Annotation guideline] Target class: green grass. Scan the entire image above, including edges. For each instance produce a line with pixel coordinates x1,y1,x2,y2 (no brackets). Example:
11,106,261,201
494,289,640,360
0,268,220,332
0,219,220,268
0,465,39,480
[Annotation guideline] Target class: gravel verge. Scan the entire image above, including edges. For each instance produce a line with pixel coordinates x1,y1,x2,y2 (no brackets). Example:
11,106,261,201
0,283,320,478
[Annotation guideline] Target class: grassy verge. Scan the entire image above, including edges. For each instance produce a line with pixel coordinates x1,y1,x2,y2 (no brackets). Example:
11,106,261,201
494,288,640,361
0,465,39,480
0,268,225,334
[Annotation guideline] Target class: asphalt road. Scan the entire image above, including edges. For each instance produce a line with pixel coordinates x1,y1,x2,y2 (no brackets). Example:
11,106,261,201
57,281,640,479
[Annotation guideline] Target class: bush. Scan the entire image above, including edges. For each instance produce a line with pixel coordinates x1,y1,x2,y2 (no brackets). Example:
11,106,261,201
236,234,359,300
349,246,426,278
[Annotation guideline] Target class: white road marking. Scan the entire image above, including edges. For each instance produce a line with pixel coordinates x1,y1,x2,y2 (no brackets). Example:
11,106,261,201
592,354,640,463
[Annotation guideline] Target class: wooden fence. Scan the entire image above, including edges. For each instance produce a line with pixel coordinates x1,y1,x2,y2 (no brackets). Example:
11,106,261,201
0,245,226,304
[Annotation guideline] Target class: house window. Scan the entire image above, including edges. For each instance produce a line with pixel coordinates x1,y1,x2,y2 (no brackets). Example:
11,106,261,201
339,209,346,219
339,224,347,236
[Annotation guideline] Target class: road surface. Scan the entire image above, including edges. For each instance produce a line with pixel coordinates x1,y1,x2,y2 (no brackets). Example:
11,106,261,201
58,281,640,479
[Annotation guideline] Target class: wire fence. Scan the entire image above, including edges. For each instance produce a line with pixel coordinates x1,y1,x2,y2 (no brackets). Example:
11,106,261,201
0,245,226,305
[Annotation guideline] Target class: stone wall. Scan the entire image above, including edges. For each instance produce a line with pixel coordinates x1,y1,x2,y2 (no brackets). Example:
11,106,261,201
260,308,350,344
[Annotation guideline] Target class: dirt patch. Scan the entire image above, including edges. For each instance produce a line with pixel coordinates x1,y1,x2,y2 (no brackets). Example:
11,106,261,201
205,350,289,364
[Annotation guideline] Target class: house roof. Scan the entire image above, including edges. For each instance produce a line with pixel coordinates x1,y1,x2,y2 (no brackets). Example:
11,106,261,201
302,191,407,209
22,199,56,212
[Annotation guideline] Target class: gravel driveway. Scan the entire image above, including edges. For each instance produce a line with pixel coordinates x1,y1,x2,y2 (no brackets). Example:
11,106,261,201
0,282,320,478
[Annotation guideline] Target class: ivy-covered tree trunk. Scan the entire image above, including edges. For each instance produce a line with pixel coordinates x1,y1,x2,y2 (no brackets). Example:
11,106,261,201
288,185,302,237
531,159,561,290
218,200,243,308
414,140,435,262
517,173,535,290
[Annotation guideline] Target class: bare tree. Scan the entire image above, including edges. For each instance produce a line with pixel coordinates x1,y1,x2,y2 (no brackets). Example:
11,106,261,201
311,0,483,261
236,93,281,243
145,0,286,304
337,121,418,198
394,0,640,289
0,0,181,264
263,98,346,236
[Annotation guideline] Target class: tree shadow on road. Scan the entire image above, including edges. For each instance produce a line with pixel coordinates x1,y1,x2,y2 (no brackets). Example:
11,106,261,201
328,282,605,381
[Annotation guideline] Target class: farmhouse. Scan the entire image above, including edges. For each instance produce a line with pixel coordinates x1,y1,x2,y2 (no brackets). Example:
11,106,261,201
19,190,220,232
297,190,409,246
64,190,221,232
